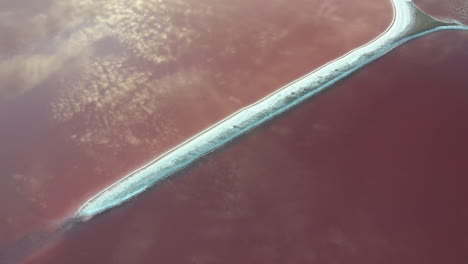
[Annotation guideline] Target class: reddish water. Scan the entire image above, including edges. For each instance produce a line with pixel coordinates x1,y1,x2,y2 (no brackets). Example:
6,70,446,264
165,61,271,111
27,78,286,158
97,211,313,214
1,0,468,263
20,29,468,263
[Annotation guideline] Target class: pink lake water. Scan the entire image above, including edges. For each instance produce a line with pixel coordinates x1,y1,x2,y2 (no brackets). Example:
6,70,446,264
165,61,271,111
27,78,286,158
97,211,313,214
0,0,467,263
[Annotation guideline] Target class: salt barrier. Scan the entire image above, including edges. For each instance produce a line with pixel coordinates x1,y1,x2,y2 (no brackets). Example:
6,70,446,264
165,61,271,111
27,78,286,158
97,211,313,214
74,0,468,222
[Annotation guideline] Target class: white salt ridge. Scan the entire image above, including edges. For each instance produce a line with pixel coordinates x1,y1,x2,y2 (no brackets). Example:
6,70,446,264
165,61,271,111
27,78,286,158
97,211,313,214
74,0,468,221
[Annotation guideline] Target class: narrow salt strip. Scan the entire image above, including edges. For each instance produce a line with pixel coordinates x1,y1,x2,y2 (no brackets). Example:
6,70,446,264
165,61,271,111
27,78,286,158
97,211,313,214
74,0,468,222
